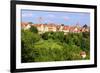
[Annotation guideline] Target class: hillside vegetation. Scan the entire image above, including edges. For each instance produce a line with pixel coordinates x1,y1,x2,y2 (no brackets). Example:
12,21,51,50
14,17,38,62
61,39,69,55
21,26,90,63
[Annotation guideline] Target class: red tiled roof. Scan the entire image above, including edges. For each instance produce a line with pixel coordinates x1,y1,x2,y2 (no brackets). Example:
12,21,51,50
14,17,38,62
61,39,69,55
63,26,70,30
32,24,57,27
32,24,43,27
21,22,28,27
21,22,89,32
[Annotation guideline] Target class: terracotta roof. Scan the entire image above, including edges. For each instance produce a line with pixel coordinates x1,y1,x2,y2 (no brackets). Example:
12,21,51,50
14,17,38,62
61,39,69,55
63,26,70,30
32,24,57,27
21,22,28,27
80,51,86,55
21,22,89,32
32,24,43,27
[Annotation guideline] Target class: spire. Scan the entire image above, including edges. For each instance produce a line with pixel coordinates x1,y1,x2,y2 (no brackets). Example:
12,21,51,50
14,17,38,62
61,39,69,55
83,24,88,28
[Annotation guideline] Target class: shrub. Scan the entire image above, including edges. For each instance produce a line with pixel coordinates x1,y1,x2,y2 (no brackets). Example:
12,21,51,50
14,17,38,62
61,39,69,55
30,26,38,33
21,30,40,62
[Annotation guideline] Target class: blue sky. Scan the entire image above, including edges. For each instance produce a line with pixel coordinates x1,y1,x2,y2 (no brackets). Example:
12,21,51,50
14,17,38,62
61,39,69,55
21,10,90,26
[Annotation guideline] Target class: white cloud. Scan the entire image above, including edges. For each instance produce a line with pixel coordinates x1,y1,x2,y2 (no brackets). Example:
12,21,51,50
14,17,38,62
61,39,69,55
62,16,70,21
46,14,56,18
22,13,33,17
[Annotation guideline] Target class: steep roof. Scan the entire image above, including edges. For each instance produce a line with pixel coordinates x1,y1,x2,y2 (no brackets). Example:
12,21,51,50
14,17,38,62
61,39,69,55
63,26,70,30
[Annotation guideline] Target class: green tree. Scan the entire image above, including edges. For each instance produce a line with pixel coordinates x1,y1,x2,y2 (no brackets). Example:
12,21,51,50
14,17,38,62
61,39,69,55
41,32,49,40
30,26,38,33
82,32,90,38
64,33,74,45
21,30,40,62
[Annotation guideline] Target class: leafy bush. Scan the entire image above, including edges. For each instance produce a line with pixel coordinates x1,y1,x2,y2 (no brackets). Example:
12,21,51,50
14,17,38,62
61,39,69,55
42,31,64,42
30,26,38,33
21,30,40,62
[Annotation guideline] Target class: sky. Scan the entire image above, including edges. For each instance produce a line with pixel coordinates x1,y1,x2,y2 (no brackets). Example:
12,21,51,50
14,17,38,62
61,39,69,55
21,9,90,26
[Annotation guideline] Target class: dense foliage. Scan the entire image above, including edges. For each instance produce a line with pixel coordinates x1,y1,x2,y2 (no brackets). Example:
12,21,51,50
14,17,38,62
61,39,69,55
21,26,90,63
